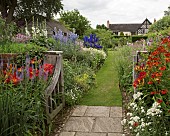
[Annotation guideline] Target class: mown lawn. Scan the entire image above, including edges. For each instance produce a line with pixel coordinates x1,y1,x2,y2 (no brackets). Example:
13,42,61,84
79,50,122,106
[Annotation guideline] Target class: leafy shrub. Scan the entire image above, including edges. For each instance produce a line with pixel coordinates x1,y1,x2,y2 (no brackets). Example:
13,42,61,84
131,35,148,43
0,42,47,53
149,16,170,32
84,28,114,49
113,46,134,90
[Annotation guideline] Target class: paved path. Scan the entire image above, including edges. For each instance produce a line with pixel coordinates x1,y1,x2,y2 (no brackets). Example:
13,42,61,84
58,106,123,136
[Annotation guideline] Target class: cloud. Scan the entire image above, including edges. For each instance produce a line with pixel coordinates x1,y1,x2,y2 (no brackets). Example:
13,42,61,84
62,0,170,28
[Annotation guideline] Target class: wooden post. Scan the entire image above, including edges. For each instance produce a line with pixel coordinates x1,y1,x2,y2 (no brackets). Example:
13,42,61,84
44,51,64,124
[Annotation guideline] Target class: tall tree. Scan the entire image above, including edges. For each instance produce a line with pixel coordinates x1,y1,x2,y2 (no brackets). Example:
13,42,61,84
0,0,63,23
164,6,170,16
59,9,91,37
96,24,108,30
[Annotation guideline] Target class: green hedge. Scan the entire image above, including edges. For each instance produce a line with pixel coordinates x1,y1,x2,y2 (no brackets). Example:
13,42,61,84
131,35,148,42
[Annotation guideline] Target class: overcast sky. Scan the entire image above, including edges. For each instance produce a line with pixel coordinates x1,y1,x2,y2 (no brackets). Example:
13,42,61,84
61,0,170,28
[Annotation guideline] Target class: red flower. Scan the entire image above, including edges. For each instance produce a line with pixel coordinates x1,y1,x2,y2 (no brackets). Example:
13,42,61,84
138,71,147,79
159,66,166,71
157,99,163,104
30,58,36,64
164,53,170,57
133,80,139,88
148,81,153,85
161,90,168,95
165,58,170,63
44,64,54,74
4,72,20,85
150,91,157,95
133,122,139,127
156,46,167,53
151,51,159,56
161,38,170,44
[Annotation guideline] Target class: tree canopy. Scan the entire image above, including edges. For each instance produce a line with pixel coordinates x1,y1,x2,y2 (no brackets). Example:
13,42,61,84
84,28,115,48
149,16,170,32
0,0,63,23
59,9,91,37
164,6,170,16
96,24,108,30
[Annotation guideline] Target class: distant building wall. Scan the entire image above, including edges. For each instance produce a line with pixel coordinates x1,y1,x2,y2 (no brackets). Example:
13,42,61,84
118,32,131,36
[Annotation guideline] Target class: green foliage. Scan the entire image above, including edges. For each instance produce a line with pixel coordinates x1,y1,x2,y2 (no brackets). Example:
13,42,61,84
120,32,124,36
0,16,17,42
148,26,170,39
0,53,54,135
113,46,134,90
53,41,106,105
96,24,108,30
84,28,114,49
149,16,170,32
59,9,91,37
0,0,63,22
0,42,47,53
80,51,122,106
131,35,148,43
0,81,47,136
63,60,96,106
164,5,170,16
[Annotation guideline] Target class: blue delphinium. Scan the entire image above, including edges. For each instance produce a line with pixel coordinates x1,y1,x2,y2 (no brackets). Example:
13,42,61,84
83,34,102,49
53,28,78,44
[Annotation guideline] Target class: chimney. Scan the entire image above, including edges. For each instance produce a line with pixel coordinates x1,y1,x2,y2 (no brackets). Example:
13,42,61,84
154,18,156,23
107,20,110,28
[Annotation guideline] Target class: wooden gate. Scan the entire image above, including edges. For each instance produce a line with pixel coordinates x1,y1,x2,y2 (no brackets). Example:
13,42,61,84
133,51,148,93
44,51,65,123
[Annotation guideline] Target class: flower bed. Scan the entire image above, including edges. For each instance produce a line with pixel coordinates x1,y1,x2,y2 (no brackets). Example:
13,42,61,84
122,37,170,136
0,52,57,135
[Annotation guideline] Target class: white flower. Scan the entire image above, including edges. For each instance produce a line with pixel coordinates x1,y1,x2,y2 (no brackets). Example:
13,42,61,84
141,109,145,113
129,120,134,126
82,48,107,59
165,131,168,135
121,119,127,125
140,122,146,128
146,102,162,116
25,27,30,36
133,116,140,122
136,133,139,136
130,102,135,107
127,112,133,117
133,92,143,100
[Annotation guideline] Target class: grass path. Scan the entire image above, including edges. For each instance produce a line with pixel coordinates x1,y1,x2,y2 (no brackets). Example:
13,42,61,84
79,51,122,106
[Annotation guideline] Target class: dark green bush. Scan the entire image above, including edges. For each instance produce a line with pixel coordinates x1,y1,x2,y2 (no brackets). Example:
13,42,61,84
131,35,148,42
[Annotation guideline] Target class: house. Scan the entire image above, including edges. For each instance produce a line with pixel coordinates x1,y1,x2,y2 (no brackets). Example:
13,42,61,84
107,18,152,36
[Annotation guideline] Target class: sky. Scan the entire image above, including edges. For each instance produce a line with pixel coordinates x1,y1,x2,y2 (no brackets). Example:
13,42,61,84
60,0,170,28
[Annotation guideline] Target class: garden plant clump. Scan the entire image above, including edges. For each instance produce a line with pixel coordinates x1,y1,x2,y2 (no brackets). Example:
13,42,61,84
122,36,170,136
0,53,54,135
52,29,107,105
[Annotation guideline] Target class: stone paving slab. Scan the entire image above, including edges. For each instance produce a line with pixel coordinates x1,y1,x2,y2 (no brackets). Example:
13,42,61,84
63,117,95,132
108,133,123,136
93,117,122,133
110,107,122,117
84,106,110,117
72,106,87,116
60,106,123,136
76,132,107,136
59,132,76,136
